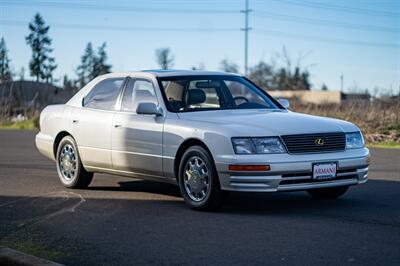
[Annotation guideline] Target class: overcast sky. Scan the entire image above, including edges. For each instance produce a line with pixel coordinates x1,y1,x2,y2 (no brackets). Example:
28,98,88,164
1,0,399,93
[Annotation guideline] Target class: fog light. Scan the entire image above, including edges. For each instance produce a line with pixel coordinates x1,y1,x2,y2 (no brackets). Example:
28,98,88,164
228,165,270,171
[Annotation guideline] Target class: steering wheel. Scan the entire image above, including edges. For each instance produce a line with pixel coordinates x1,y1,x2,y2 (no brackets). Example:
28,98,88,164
233,96,249,104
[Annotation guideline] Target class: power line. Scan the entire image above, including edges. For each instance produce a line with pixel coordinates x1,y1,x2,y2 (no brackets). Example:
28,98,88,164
254,11,400,33
278,0,400,18
0,0,239,14
0,19,239,32
3,0,396,33
2,19,397,49
255,29,400,48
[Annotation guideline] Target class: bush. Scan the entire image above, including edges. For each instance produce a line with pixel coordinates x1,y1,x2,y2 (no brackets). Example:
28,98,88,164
290,99,400,144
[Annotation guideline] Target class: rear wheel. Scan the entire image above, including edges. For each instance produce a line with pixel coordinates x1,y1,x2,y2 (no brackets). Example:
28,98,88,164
56,135,93,188
307,186,349,199
178,146,224,211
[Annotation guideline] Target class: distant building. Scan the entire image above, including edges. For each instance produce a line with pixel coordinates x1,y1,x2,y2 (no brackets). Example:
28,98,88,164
268,90,370,105
341,93,371,103
0,80,74,116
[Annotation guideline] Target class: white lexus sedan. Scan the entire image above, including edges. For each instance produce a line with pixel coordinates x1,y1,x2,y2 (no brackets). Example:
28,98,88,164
36,70,369,210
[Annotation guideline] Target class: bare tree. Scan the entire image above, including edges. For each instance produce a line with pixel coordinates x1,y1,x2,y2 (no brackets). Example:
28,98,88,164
219,58,239,73
248,61,275,90
155,48,174,70
270,46,312,90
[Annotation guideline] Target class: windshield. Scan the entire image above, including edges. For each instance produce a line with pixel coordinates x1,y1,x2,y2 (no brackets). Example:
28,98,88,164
158,75,281,112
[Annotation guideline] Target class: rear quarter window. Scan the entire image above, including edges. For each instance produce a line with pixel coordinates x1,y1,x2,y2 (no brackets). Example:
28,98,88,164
83,78,125,110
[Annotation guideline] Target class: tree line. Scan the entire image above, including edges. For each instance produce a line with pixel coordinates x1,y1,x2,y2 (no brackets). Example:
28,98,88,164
0,13,315,91
0,13,113,91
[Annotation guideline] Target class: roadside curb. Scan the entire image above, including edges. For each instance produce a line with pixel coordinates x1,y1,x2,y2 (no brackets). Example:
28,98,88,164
0,246,64,266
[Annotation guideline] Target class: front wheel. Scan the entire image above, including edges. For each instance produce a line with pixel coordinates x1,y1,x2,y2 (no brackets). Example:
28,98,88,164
178,146,224,211
56,135,93,189
307,186,349,199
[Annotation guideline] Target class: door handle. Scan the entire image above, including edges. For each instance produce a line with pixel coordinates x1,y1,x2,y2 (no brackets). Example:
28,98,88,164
72,119,79,124
114,124,122,128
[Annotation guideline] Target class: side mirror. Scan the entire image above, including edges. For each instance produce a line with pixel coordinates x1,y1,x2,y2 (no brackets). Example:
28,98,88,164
136,102,163,116
278,98,290,109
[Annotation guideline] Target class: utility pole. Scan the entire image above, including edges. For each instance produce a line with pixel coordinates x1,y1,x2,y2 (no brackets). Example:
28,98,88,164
241,0,252,76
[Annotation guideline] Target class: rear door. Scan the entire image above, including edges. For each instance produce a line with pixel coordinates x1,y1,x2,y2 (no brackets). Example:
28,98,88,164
111,77,164,177
72,77,126,169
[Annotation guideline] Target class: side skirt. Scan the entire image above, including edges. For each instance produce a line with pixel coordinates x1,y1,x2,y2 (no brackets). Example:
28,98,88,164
85,166,178,185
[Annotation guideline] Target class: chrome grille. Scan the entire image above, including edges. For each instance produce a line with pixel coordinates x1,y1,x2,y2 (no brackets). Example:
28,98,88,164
281,132,346,154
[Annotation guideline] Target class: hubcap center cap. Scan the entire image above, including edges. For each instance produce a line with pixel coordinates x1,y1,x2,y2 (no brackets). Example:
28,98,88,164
63,156,72,171
189,170,202,191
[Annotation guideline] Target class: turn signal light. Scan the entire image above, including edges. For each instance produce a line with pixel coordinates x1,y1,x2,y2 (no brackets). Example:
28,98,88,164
228,165,271,171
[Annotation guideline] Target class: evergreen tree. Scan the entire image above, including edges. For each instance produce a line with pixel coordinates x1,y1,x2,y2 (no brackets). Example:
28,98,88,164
25,13,57,83
76,42,112,87
293,67,301,89
273,67,311,90
93,43,111,77
248,60,312,91
276,68,288,91
301,71,311,90
0,37,12,82
43,57,57,83
77,42,95,87
63,75,78,93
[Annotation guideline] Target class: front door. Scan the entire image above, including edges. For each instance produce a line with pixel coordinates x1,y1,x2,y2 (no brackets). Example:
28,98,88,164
111,78,164,177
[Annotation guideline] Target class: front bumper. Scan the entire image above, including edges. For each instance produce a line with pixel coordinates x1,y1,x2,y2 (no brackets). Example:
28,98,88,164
215,148,370,192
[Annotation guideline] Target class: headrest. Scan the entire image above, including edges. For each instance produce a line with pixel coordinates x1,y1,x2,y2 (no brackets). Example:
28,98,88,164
187,89,206,105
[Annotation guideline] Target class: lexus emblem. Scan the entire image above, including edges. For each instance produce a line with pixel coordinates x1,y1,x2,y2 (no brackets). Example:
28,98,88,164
315,138,324,146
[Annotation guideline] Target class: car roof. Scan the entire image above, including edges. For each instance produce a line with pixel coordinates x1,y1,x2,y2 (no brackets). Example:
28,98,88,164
142,69,241,77
102,69,242,78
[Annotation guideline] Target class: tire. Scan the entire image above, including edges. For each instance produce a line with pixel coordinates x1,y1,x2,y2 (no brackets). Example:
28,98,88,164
178,145,224,211
56,135,93,189
307,185,349,199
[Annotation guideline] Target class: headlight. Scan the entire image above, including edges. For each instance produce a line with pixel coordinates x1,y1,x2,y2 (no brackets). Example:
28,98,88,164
346,132,365,149
231,138,255,154
232,137,286,154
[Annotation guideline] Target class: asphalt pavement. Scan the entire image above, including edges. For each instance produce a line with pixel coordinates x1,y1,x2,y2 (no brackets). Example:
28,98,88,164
0,130,399,266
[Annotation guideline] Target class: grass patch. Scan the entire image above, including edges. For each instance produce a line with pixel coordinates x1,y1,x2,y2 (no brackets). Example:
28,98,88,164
367,141,400,149
0,237,69,261
0,119,37,130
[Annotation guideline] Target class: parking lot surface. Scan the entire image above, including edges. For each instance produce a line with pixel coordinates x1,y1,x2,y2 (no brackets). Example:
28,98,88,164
0,130,399,265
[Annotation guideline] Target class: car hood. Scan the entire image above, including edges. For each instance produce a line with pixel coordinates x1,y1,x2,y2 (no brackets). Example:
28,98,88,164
177,109,359,136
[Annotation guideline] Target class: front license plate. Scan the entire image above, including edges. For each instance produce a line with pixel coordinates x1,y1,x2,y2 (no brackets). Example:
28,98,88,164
313,163,337,180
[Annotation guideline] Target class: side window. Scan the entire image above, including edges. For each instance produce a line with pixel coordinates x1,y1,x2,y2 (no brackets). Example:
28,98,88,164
121,79,158,112
84,78,125,110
